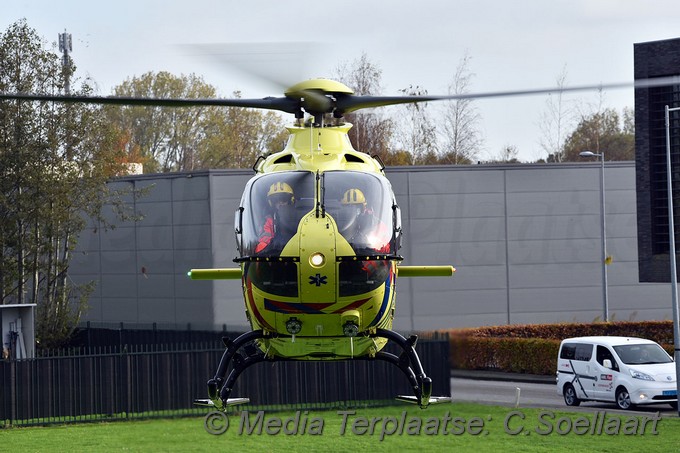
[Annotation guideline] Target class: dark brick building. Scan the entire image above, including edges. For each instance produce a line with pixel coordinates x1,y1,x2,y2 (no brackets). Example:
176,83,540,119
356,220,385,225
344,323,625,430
635,37,680,282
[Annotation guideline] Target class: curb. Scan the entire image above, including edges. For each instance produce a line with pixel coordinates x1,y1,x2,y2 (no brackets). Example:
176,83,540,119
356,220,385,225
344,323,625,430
451,368,556,385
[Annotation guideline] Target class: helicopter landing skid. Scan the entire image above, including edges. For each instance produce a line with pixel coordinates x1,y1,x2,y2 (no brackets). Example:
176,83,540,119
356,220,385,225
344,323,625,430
396,395,452,405
196,328,449,411
193,397,250,408
193,329,269,411
367,328,451,409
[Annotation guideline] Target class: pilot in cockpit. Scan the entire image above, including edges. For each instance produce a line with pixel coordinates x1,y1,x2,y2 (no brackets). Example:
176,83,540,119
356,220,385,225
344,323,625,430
255,181,295,253
340,188,391,254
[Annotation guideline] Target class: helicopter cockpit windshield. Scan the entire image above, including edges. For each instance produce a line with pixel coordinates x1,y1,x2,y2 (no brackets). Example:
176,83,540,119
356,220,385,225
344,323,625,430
235,170,401,298
237,171,315,258
322,171,397,256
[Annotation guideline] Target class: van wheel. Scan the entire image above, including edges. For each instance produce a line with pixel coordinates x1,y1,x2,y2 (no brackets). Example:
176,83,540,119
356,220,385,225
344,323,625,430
669,401,678,410
563,384,580,406
615,387,634,410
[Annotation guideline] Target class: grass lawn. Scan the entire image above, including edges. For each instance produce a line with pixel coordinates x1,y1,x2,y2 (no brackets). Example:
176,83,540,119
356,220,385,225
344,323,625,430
1,402,677,452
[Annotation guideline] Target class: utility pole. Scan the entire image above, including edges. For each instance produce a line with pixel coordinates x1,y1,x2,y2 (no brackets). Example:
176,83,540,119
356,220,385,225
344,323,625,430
665,105,680,416
58,30,72,95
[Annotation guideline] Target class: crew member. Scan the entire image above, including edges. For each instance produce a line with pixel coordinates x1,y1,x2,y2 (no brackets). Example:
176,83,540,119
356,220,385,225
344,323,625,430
341,188,391,253
255,181,295,253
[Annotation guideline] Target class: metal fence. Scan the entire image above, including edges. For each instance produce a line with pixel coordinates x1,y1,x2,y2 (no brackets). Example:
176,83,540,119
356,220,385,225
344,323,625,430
1,335,450,427
65,323,236,351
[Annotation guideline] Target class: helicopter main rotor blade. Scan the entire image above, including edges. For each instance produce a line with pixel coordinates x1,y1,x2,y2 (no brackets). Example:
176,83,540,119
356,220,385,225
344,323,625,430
178,42,324,94
0,90,332,117
335,75,680,114
2,75,678,116
0,92,300,113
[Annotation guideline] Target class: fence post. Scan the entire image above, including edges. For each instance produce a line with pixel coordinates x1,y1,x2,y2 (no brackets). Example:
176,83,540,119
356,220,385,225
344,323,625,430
10,357,16,426
127,349,132,419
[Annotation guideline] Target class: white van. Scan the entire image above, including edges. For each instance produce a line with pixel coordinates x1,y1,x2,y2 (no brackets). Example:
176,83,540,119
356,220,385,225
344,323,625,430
556,336,677,410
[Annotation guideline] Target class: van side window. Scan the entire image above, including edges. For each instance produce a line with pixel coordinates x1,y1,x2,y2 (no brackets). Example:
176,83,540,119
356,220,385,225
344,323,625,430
596,345,619,372
560,343,593,361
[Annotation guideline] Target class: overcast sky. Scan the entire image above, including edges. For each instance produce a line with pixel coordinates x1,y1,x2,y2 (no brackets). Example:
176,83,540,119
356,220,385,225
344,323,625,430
3,0,680,162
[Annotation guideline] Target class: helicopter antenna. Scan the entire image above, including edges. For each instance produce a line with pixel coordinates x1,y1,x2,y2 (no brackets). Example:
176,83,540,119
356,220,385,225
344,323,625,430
317,110,324,152
309,118,314,163
315,171,321,218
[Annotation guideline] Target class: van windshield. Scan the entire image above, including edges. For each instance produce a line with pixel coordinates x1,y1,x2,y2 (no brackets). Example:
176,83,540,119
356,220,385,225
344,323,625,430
613,344,673,365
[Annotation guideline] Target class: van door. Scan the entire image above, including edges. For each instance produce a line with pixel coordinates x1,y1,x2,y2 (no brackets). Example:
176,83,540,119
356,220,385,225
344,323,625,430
560,342,597,399
591,345,619,401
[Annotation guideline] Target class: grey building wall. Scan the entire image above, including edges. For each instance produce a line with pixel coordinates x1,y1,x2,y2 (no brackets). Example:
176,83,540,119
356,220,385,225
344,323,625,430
72,174,229,328
70,162,671,332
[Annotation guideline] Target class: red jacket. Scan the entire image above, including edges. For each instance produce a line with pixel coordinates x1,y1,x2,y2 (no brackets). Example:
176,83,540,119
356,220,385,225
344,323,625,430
255,215,275,253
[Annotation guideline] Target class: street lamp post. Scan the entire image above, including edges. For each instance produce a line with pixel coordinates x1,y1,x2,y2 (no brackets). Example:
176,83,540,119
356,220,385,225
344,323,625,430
580,150,609,322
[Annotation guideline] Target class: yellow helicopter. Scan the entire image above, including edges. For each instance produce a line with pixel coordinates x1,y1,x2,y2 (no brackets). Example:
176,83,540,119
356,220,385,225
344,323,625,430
187,79,457,409
5,73,659,410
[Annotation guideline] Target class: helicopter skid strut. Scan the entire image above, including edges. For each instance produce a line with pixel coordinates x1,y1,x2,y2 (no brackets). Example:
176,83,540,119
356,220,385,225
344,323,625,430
194,328,450,411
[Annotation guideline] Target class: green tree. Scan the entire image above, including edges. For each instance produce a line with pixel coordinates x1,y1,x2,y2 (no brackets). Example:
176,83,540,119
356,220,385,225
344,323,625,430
561,108,634,161
106,72,217,172
106,75,288,172
0,20,127,347
198,91,288,169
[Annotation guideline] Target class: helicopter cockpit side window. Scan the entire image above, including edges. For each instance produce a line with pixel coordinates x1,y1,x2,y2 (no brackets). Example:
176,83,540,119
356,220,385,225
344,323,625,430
239,171,315,258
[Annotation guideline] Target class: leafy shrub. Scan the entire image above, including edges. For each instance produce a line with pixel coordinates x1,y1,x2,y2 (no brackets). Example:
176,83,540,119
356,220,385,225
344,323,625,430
443,321,674,375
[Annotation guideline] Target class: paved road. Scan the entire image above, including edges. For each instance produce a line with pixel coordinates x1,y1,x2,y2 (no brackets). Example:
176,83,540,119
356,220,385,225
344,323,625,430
451,376,558,408
450,375,677,416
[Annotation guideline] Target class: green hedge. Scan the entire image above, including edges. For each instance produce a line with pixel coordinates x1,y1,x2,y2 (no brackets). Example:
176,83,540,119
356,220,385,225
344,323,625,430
443,321,675,376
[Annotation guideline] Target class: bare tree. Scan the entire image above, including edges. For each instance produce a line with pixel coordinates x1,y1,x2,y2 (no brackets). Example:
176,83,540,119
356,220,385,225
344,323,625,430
440,52,483,164
538,65,574,163
334,53,394,162
484,144,520,164
395,85,437,165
